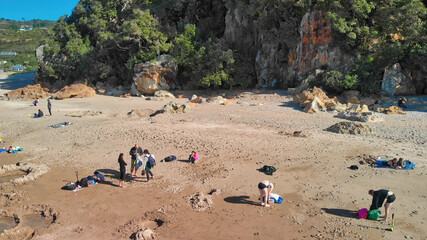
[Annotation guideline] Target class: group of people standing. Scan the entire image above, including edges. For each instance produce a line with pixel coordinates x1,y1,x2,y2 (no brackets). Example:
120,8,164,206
117,144,155,188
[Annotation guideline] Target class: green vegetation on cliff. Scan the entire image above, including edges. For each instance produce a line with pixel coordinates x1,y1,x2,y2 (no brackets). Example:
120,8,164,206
38,0,426,93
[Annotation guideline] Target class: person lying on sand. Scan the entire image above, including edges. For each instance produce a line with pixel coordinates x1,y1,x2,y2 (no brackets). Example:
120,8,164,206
365,157,397,167
258,180,274,207
369,189,396,222
395,158,407,169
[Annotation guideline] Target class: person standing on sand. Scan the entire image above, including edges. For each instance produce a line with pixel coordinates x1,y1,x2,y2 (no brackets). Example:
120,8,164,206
258,180,274,207
129,144,143,177
47,97,52,115
369,189,396,222
118,153,127,188
143,149,155,182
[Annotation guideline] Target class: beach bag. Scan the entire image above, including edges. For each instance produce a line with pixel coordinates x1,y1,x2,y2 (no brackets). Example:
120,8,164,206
79,178,89,187
367,209,381,220
147,154,156,168
262,165,276,175
164,155,177,162
136,155,143,169
269,193,284,204
64,182,76,190
357,208,368,219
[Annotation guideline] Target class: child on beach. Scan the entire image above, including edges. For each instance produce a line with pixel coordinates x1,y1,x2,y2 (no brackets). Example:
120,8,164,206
189,151,199,164
143,149,155,182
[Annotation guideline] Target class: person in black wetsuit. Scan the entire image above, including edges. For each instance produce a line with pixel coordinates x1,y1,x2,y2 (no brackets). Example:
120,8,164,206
369,189,396,222
118,153,127,188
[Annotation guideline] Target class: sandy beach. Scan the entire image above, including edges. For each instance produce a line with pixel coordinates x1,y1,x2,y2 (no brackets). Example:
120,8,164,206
0,73,426,240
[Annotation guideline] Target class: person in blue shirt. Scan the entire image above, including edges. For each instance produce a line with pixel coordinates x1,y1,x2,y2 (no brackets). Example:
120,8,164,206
93,171,105,182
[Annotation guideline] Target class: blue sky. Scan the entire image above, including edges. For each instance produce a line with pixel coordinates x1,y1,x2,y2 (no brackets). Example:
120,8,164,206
0,0,80,21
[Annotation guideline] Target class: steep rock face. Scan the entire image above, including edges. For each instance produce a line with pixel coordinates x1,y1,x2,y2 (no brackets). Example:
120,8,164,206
133,55,177,95
288,12,351,83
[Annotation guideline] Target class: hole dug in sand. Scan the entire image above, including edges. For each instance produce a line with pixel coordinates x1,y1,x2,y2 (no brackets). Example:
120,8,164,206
0,164,49,185
0,205,58,239
0,170,27,184
0,216,17,234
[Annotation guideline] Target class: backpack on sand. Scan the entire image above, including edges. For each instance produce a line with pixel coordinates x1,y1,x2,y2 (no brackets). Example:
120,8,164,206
78,178,89,187
63,182,76,190
147,154,156,168
262,165,277,175
367,209,381,220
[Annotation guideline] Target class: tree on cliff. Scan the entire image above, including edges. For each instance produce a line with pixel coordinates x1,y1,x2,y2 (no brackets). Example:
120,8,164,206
316,0,426,93
40,0,170,86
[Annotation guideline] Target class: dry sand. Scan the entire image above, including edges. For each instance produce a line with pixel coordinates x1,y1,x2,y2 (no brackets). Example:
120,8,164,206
0,73,426,240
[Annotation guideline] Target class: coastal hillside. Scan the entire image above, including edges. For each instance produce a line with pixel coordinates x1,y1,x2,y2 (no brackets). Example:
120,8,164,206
35,0,426,94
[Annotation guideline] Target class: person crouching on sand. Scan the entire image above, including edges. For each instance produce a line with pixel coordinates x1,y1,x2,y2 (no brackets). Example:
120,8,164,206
189,151,199,163
258,180,274,207
369,189,396,222
118,153,127,188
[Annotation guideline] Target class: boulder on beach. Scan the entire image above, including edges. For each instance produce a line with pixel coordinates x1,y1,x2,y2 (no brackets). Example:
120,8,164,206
385,106,406,115
154,90,175,99
336,111,384,122
326,122,373,135
163,101,191,113
3,84,49,100
294,87,339,112
53,83,96,100
133,55,177,95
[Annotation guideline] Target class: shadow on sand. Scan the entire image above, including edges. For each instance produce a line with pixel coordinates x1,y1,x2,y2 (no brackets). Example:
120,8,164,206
224,196,259,206
321,208,357,218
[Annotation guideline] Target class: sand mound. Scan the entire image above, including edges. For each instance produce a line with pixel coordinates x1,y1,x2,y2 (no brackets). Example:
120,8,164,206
128,109,155,118
186,192,214,211
115,212,166,240
3,84,49,100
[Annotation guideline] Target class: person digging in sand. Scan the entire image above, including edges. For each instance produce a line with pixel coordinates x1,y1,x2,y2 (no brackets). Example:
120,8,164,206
118,153,127,188
258,180,274,207
129,144,143,177
369,189,396,222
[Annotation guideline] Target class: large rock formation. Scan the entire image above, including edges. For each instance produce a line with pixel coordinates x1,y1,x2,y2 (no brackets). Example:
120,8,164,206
288,12,351,80
381,63,415,96
133,55,177,95
294,87,339,109
3,84,49,100
53,83,96,100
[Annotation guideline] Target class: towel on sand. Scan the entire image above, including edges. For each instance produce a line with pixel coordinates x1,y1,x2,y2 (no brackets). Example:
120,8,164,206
49,122,72,128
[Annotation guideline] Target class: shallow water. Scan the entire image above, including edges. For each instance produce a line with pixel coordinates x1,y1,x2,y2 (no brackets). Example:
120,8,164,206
0,217,17,233
21,213,51,230
0,170,26,184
